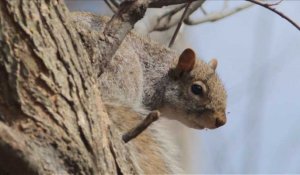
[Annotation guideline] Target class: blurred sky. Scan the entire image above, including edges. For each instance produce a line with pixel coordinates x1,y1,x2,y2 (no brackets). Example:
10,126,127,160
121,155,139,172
66,1,300,173
184,1,300,173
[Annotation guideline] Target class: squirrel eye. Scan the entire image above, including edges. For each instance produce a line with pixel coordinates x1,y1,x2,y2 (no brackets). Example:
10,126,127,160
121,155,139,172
191,84,203,95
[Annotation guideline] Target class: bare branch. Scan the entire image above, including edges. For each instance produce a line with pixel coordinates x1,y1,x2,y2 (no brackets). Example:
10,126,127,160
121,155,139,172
150,5,185,32
246,0,300,31
185,2,254,25
149,0,203,8
159,4,186,22
100,0,149,74
110,0,121,8
169,2,192,48
122,111,159,143
151,0,205,32
104,0,118,13
200,6,207,15
267,0,284,6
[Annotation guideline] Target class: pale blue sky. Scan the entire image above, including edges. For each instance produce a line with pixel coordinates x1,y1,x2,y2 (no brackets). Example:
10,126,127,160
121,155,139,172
185,1,300,173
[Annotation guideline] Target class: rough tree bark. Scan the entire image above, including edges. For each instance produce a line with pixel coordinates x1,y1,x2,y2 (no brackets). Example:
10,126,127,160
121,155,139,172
1,0,208,173
0,0,146,174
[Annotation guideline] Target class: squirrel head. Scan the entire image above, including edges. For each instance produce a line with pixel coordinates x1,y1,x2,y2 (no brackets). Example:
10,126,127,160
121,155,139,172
161,48,227,129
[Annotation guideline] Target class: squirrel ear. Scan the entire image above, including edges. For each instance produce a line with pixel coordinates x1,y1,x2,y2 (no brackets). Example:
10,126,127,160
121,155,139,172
209,58,218,71
176,48,196,73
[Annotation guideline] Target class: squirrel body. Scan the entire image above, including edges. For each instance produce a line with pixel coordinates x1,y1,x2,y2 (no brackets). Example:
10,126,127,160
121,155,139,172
99,19,227,129
71,12,227,129
71,12,182,173
71,12,227,173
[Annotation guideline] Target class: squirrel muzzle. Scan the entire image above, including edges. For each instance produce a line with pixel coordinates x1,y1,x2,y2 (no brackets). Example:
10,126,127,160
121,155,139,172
214,112,226,128
198,110,227,129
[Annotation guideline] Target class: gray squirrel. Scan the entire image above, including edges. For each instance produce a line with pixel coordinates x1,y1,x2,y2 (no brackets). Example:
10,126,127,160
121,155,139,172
71,12,227,129
97,28,227,130
71,12,227,173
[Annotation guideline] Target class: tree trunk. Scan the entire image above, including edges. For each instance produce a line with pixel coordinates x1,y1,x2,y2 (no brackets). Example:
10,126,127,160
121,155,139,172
0,1,140,174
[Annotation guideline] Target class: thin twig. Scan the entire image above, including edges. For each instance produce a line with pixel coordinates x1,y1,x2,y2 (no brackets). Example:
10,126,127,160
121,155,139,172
151,5,185,32
185,2,254,25
149,0,203,8
161,5,186,22
122,111,160,143
100,0,149,75
169,2,192,48
109,0,120,8
151,0,205,32
267,0,284,6
246,0,300,31
104,0,118,13
200,6,207,15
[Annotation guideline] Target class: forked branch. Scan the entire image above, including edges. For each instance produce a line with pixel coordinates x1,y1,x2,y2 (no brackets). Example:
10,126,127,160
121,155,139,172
246,0,300,31
169,1,193,48
184,2,253,25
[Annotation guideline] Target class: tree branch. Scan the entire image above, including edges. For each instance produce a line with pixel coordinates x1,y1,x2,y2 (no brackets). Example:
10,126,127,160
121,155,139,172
104,0,118,13
246,0,300,31
150,0,205,32
159,4,186,22
109,0,121,8
100,0,149,74
0,0,142,174
185,2,254,25
122,111,159,143
169,2,192,47
149,0,203,8
267,0,284,6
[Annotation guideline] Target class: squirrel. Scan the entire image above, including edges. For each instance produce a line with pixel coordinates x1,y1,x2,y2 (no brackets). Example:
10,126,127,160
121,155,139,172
100,47,227,129
71,12,227,173
71,12,227,129
96,25,227,130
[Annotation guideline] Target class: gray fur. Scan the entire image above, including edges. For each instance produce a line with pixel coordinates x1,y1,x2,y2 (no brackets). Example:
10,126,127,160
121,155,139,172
71,12,227,129
71,12,227,173
98,19,227,129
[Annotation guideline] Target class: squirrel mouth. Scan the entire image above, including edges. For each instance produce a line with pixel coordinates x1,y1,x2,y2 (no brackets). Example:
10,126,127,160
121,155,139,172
196,125,205,129
190,122,205,129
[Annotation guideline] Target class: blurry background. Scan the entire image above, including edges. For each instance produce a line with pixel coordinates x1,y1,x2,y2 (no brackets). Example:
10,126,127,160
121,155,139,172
66,0,300,173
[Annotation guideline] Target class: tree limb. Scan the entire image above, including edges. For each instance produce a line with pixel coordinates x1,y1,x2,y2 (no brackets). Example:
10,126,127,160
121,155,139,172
185,2,254,25
100,0,149,74
246,0,300,31
104,0,118,13
122,111,159,143
0,0,142,174
169,1,193,47
159,4,186,22
149,0,203,8
150,0,205,32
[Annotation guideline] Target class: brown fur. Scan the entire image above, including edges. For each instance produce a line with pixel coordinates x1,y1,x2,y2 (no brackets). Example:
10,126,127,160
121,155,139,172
71,12,227,173
106,104,182,174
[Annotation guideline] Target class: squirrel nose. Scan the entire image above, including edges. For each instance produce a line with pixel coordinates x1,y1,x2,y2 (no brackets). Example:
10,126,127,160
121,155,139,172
215,115,226,128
